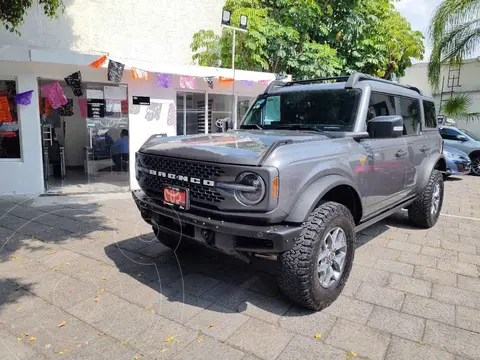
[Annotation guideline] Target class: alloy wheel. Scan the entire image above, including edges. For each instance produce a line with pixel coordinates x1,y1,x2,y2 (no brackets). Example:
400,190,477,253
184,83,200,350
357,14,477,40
431,182,441,215
317,227,347,288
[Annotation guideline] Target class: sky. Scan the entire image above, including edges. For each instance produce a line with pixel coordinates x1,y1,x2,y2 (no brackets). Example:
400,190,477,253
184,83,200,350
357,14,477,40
395,0,480,63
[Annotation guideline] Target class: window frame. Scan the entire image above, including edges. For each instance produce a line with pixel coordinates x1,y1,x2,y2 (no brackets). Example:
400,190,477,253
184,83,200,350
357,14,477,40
439,127,462,141
0,76,22,162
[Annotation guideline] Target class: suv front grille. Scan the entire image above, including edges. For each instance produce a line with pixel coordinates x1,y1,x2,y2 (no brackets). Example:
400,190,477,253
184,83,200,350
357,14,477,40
137,154,226,206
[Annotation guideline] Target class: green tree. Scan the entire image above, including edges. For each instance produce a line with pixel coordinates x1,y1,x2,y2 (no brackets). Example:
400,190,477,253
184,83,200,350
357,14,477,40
190,0,424,79
1,0,64,34
427,0,480,91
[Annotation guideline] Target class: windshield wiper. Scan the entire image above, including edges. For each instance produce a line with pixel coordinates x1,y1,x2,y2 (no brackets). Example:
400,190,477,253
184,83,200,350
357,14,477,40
272,125,323,133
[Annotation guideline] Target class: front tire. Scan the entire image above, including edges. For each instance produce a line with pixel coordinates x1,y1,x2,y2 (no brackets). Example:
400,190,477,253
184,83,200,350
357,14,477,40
408,170,444,228
277,202,355,311
470,155,480,176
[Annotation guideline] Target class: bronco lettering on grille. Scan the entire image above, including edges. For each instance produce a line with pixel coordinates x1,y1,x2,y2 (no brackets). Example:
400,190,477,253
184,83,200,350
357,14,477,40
148,170,215,187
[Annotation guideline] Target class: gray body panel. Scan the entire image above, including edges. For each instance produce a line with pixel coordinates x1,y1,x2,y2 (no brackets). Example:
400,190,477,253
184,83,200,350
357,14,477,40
136,75,444,228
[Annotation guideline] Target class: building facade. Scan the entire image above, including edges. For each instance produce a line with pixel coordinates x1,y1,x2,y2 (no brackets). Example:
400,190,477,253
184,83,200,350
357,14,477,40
399,58,480,130
0,1,277,196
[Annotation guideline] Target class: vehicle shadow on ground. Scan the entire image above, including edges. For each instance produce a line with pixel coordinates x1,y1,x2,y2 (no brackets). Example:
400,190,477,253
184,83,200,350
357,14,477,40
104,210,417,320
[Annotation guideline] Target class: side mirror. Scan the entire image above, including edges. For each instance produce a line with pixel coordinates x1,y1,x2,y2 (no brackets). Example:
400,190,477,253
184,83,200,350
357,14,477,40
456,135,468,142
367,115,404,139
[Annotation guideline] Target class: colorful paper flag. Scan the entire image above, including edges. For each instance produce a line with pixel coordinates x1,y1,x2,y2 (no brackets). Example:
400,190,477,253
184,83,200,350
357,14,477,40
40,82,68,109
180,76,196,89
89,55,107,68
167,103,176,126
204,77,214,89
107,60,125,83
64,71,83,97
156,73,172,88
59,99,74,116
14,90,33,105
78,98,87,118
131,68,150,80
219,77,234,84
259,80,271,85
0,96,13,122
239,80,254,87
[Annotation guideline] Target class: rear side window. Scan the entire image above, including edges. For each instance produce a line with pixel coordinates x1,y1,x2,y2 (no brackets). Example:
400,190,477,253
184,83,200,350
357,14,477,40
423,101,437,128
396,97,421,136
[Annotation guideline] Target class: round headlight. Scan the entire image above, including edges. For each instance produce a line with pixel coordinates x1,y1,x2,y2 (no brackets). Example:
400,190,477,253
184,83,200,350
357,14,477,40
234,172,266,206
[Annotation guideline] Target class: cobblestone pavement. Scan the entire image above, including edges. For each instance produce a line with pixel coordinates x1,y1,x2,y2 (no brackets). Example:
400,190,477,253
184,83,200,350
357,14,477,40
1,176,480,360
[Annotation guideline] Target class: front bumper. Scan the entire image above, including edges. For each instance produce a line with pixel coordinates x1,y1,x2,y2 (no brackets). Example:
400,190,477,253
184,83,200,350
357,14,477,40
132,190,302,254
445,157,471,175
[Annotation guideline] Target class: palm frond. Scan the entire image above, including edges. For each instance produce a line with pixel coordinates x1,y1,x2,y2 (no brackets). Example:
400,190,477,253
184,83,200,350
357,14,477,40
440,93,480,122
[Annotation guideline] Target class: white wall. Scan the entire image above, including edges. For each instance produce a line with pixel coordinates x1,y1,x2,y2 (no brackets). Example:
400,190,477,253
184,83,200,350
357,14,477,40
0,74,44,195
0,0,225,66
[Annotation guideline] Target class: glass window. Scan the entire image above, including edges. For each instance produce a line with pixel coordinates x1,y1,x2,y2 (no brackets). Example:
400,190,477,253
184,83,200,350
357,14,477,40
397,97,421,136
423,100,437,128
461,129,480,141
368,93,396,120
241,89,362,132
439,127,461,140
0,80,20,158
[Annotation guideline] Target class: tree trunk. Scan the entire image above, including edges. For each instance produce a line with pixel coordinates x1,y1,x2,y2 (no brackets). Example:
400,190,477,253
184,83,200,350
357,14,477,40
383,62,395,80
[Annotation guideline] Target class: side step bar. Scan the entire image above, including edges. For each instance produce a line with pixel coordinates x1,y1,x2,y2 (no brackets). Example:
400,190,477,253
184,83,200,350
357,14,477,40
355,197,416,233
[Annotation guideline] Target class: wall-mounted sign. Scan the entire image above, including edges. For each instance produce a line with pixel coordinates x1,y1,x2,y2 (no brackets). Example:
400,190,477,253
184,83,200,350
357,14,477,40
87,99,105,118
86,89,104,100
132,96,150,105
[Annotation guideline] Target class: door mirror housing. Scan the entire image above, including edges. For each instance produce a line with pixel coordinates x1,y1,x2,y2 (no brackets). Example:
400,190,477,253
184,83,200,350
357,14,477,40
367,115,404,139
456,135,468,142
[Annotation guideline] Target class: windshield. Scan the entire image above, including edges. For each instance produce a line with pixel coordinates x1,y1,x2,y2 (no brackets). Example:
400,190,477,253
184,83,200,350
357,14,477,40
461,129,480,141
240,89,362,132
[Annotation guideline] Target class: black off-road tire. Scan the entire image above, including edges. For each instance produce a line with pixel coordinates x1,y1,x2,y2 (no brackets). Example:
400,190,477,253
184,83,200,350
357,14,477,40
408,169,444,228
277,202,356,311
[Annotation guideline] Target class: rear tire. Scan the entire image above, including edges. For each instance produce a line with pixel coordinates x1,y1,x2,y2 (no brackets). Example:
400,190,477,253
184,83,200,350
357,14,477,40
408,170,444,228
277,202,355,311
470,155,480,176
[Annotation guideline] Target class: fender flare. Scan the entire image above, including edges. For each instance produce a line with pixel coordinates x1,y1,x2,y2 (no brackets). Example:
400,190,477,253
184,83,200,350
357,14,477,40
417,154,446,193
284,175,363,223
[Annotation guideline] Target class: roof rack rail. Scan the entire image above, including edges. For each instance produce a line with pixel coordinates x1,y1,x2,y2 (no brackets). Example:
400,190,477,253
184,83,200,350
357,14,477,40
345,72,423,95
263,80,289,94
263,76,350,94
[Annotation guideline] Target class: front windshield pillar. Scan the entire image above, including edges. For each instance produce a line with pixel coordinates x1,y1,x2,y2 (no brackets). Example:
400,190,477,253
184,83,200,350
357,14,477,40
353,83,372,133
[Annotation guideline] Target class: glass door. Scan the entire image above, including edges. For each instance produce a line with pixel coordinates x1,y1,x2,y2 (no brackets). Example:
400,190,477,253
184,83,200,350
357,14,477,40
176,92,207,135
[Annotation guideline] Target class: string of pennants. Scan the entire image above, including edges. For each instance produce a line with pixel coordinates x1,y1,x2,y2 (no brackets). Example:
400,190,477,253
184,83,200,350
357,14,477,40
2,54,284,120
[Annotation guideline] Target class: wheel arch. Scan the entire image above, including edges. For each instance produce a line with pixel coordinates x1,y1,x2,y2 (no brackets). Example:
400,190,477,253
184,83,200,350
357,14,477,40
285,175,363,225
468,149,480,160
417,154,446,193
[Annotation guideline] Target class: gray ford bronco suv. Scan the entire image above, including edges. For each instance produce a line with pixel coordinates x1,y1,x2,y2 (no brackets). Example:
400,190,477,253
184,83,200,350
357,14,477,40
133,72,445,311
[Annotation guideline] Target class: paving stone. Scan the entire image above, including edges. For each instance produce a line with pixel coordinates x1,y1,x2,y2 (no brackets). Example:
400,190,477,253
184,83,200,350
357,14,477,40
424,320,480,359
458,252,480,265
323,295,373,324
0,331,38,360
421,246,457,260
172,335,245,360
240,272,280,297
228,318,294,360
277,335,346,360
324,318,390,360
437,259,478,277
456,306,480,333
361,245,401,261
458,275,480,293
169,273,220,296
279,305,337,338
342,277,362,297
387,240,421,253
402,294,455,325
185,304,249,342
407,234,441,248
352,249,377,267
413,266,457,287
399,252,437,268
441,240,477,254
200,282,250,310
374,259,414,276
349,264,390,286
385,336,454,360
236,292,291,324
432,284,480,310
367,306,425,341
356,283,405,310
388,273,432,297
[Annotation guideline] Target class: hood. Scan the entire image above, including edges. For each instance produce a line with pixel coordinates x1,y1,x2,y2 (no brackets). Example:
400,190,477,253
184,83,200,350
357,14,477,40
138,130,329,166
443,145,469,157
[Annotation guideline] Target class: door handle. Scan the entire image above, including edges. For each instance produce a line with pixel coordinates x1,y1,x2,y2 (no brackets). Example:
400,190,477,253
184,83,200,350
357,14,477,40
420,145,430,152
396,149,407,158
